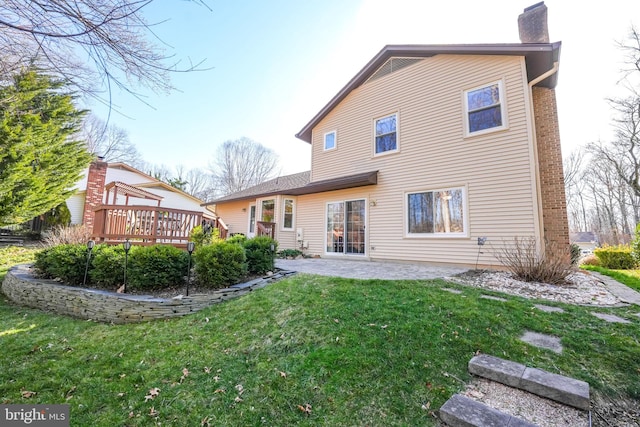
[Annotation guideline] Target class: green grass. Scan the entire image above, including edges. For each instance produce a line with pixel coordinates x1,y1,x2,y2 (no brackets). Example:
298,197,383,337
582,265,640,292
1,258,639,426
0,245,38,281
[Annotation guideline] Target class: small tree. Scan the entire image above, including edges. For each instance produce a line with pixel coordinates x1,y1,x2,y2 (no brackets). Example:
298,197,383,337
0,70,92,226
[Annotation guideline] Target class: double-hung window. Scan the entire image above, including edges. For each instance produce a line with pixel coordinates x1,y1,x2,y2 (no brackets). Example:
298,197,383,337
282,198,294,230
374,113,398,154
406,187,466,237
464,81,506,135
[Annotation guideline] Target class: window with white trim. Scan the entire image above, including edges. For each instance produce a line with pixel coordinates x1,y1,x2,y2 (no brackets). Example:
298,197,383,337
324,131,336,151
464,81,506,135
406,187,466,236
282,198,294,230
374,113,398,154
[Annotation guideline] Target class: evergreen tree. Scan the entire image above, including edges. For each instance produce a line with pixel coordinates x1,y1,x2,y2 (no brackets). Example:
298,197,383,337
0,70,92,225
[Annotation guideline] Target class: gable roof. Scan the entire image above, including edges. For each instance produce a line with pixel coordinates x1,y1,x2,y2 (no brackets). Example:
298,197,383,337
204,170,379,205
296,42,561,143
570,232,597,243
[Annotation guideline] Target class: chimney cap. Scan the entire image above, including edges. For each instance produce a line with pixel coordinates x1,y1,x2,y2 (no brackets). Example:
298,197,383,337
524,1,545,13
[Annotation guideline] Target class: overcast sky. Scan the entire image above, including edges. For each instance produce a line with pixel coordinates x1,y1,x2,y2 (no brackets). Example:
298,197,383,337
88,0,640,176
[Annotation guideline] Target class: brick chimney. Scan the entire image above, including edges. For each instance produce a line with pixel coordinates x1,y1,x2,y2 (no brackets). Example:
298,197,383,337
519,2,570,260
82,158,108,231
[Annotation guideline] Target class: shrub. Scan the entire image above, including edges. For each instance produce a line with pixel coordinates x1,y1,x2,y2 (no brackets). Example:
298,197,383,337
34,243,89,285
570,243,581,266
226,233,247,246
594,245,636,270
495,237,573,285
580,254,601,266
127,245,189,290
632,223,640,265
278,248,303,259
41,225,91,246
189,225,220,248
244,236,277,274
193,241,247,289
90,244,125,288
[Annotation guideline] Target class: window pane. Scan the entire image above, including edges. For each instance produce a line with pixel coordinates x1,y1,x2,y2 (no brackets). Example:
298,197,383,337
375,115,396,136
434,189,464,233
467,84,500,111
469,106,502,133
283,199,293,228
261,199,275,222
325,132,335,150
408,192,434,233
376,133,397,153
346,200,365,254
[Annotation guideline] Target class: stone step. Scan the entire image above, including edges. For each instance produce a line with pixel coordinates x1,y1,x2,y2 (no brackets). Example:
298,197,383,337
439,394,537,427
468,354,590,410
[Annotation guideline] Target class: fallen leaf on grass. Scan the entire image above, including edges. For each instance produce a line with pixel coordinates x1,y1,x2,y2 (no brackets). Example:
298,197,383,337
182,368,190,377
333,318,339,323
204,367,211,374
421,402,431,410
21,390,36,398
144,387,160,401
234,396,243,403
148,406,158,417
235,384,244,394
117,392,125,397
297,403,312,415
213,388,225,394
201,416,211,426
381,325,388,329
279,371,287,378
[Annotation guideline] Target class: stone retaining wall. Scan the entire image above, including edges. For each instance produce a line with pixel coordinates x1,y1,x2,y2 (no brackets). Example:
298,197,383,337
2,264,294,323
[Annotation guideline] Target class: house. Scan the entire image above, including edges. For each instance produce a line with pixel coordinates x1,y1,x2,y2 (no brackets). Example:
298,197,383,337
570,232,598,255
205,2,569,267
68,160,220,244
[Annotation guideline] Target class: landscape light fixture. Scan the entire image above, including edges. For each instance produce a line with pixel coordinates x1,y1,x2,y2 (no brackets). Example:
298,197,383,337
82,240,95,286
186,242,196,296
123,240,132,293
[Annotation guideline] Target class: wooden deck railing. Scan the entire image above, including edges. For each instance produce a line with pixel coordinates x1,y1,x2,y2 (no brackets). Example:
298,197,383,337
256,221,275,239
92,205,228,246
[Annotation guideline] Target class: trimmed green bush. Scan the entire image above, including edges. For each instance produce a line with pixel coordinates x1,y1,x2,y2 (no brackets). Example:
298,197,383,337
226,234,247,246
90,244,125,288
193,241,247,289
278,248,302,259
127,245,188,290
189,225,220,248
594,245,636,270
34,243,88,285
244,236,277,274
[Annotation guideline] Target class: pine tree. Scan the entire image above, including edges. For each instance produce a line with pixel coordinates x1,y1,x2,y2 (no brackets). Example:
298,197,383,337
0,70,92,225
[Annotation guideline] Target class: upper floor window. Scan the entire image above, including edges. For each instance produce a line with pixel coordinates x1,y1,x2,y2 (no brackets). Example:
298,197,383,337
324,131,336,151
374,113,398,155
406,187,466,237
282,198,294,230
464,81,506,136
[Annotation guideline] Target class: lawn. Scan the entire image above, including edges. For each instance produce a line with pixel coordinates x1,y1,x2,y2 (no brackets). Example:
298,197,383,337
1,247,639,426
582,265,640,292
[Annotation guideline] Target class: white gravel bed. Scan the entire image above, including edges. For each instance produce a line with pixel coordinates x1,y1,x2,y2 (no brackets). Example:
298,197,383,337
447,270,622,306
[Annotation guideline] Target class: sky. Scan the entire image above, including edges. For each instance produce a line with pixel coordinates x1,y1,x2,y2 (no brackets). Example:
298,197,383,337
87,0,640,177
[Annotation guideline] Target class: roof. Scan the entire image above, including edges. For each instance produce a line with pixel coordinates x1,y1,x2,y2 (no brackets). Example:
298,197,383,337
204,170,378,205
296,42,562,143
570,232,597,243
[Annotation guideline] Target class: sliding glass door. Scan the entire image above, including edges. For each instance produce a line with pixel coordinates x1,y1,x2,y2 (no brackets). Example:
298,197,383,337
326,199,365,255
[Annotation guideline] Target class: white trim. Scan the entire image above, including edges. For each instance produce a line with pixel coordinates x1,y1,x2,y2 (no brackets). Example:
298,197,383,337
373,111,399,157
281,197,295,231
258,197,277,223
324,130,337,151
404,185,469,238
463,79,508,138
247,203,256,238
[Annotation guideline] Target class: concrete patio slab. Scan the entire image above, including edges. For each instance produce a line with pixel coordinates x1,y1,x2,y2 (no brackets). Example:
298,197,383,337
590,312,632,324
533,304,564,313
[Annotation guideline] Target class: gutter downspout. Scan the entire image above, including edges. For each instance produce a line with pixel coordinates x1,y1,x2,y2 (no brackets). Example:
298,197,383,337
528,61,560,257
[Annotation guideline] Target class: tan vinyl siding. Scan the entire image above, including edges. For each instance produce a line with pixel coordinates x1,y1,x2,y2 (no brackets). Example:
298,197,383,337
215,201,249,236
302,54,539,267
